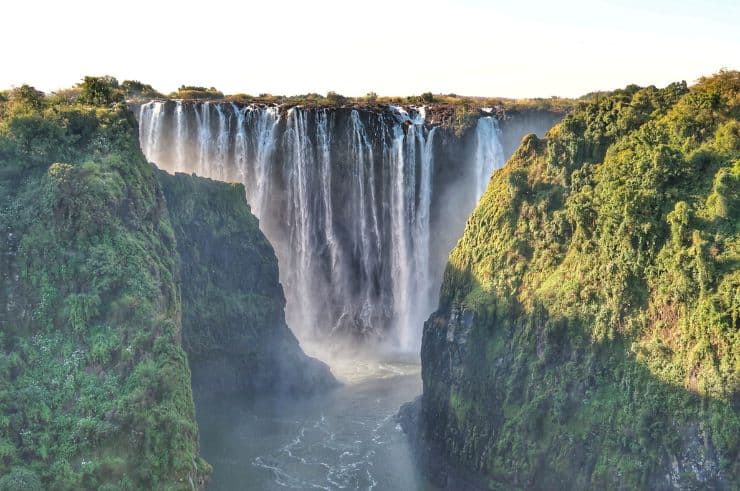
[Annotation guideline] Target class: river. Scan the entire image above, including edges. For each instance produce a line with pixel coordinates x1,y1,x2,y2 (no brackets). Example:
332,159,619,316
195,352,431,490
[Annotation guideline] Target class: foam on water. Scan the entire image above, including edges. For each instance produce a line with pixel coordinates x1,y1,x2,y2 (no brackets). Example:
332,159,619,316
195,353,425,490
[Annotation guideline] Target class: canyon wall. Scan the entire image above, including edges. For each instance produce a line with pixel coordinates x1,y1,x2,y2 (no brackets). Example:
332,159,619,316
158,170,336,397
0,94,336,489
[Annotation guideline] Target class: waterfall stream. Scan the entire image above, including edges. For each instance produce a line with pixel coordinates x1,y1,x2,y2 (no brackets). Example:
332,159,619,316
138,101,505,351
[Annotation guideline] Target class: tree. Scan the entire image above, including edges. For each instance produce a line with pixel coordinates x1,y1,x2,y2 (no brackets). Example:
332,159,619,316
11,85,45,110
77,76,123,106
326,91,347,105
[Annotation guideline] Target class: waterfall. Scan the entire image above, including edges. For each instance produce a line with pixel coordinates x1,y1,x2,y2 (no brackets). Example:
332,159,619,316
138,101,505,350
412,126,436,346
139,102,165,166
474,116,505,200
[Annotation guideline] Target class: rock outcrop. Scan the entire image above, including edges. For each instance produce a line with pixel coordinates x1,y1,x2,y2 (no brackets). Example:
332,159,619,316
158,170,337,397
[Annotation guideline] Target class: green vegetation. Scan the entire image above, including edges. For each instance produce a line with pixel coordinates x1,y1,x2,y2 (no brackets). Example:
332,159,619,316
158,171,282,363
168,86,224,100
119,80,164,100
77,76,125,106
427,70,739,488
159,171,335,395
0,83,209,488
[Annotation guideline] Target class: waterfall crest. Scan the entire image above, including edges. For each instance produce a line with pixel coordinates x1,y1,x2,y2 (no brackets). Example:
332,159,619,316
138,101,505,350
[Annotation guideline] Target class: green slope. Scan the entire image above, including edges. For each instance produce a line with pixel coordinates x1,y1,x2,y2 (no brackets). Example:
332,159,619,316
421,70,739,489
0,85,208,489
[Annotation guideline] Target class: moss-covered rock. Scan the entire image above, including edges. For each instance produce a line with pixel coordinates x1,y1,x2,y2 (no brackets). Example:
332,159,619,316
0,83,335,489
157,170,337,397
413,71,740,489
0,95,209,489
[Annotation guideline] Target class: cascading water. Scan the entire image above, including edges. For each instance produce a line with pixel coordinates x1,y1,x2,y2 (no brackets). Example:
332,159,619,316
474,114,506,200
138,101,505,351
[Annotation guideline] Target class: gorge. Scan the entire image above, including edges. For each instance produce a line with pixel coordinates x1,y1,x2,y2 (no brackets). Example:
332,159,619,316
2,0,737,487
1,71,737,491
134,99,562,489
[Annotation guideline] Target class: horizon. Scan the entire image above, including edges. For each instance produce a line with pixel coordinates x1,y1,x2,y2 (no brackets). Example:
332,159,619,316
2,74,732,102
2,0,738,99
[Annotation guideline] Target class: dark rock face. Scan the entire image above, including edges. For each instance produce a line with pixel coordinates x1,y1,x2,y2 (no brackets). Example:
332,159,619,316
398,308,491,491
399,396,490,491
417,308,732,490
158,170,337,397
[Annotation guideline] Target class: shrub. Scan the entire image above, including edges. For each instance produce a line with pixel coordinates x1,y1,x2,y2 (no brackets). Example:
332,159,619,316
0,467,42,491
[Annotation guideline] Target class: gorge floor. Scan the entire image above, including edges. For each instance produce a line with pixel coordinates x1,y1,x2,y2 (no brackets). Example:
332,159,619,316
195,352,433,490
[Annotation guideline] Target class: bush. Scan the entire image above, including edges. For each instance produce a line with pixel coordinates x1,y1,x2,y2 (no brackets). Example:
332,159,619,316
10,85,45,110
121,80,163,99
326,91,347,105
0,467,42,491
170,85,223,100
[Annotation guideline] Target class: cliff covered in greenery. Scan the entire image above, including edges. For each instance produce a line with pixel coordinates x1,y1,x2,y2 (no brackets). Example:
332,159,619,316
0,86,209,489
0,81,335,489
158,171,336,397
416,71,739,489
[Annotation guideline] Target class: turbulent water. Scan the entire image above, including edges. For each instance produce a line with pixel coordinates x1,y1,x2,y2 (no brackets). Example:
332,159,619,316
138,101,505,350
195,354,428,490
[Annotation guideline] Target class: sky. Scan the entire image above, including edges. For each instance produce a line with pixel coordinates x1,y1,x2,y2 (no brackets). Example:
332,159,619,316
1,0,738,99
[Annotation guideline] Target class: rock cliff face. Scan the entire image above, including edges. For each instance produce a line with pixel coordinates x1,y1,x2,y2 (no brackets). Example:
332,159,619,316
158,170,336,397
409,73,739,490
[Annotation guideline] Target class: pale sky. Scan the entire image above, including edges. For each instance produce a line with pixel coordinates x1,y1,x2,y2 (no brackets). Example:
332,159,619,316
2,0,738,98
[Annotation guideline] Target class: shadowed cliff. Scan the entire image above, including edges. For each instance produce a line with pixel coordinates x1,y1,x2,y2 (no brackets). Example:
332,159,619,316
157,170,337,397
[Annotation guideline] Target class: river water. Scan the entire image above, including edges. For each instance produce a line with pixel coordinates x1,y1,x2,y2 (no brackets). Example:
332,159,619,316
195,352,431,490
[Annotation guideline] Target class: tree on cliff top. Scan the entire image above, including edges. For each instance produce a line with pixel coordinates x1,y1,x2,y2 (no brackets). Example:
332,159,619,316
77,75,124,106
